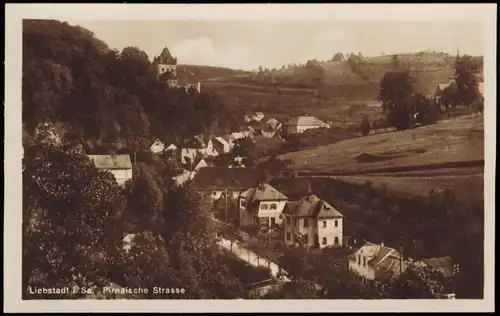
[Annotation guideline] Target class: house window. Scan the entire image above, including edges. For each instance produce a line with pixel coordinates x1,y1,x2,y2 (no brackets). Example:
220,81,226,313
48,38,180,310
358,255,361,265
279,214,283,219
286,232,291,241
240,199,246,207
334,220,338,227
303,218,309,228
260,203,269,210
363,257,367,267
322,237,327,245
271,217,276,226
270,203,277,210
286,217,291,225
334,237,339,245
304,234,309,244
212,191,217,196
322,221,327,228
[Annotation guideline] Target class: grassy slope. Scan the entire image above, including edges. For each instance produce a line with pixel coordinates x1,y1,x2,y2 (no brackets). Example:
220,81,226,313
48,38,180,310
198,52,468,122
175,64,251,84
279,115,484,202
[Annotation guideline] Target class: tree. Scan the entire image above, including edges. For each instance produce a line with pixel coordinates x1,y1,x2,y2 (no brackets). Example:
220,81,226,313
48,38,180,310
377,71,417,130
413,93,440,125
359,116,371,136
454,55,482,107
23,20,239,152
392,54,400,69
257,155,293,176
331,52,345,62
440,82,458,115
124,165,164,231
387,262,447,299
23,141,126,299
231,136,257,167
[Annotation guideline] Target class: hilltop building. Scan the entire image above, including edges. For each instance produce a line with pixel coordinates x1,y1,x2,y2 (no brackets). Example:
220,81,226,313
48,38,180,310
153,47,201,93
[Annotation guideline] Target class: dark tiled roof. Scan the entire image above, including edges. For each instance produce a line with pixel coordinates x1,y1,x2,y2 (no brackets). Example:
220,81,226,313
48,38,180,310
190,167,264,191
421,256,453,278
282,194,344,218
242,183,288,202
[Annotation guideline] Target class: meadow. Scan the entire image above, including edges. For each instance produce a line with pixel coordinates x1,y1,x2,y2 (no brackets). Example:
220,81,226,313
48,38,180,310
279,115,484,203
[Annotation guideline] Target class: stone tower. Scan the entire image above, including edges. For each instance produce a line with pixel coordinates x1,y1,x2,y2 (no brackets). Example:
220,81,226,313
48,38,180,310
153,47,178,87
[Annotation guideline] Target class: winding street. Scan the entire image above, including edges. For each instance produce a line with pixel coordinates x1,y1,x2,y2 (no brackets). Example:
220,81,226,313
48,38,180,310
217,237,290,283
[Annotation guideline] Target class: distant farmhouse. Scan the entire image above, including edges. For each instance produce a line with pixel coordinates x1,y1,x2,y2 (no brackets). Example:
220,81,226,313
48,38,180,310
282,116,330,135
87,154,133,186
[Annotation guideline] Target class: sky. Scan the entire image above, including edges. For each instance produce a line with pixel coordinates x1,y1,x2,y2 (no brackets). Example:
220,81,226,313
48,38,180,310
67,20,484,71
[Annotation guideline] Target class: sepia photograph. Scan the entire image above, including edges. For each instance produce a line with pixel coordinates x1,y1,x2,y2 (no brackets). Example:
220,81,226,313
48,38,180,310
5,3,496,313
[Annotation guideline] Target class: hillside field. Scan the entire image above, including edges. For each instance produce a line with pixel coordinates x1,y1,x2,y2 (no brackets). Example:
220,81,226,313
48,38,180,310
279,115,484,203
198,52,480,123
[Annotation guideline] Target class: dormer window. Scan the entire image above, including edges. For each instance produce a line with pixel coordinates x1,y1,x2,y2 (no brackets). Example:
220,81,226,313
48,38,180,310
322,221,327,228
260,203,269,210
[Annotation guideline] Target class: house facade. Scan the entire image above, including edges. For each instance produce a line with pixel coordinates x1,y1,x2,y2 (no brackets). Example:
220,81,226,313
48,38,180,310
190,167,264,202
282,116,330,135
87,155,133,186
237,183,289,228
283,194,344,249
348,242,406,287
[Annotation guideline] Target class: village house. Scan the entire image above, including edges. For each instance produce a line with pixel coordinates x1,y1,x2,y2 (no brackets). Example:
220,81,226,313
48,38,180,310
87,154,133,186
283,194,344,249
178,137,205,166
282,116,331,135
348,242,407,287
252,112,265,122
172,168,192,186
150,139,165,154
189,158,214,180
190,167,264,201
165,143,178,152
212,136,231,154
416,256,456,298
266,118,282,132
420,256,454,278
200,136,219,157
237,183,289,228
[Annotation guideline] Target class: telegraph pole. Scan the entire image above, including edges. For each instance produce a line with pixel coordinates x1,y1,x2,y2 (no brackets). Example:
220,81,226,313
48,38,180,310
225,187,228,223
399,246,404,276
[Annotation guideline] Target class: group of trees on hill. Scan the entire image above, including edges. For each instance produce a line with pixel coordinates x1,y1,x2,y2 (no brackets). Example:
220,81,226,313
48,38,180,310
23,134,251,299
374,54,483,131
22,20,241,153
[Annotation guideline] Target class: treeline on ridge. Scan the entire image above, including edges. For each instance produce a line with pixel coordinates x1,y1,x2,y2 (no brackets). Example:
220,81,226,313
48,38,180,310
22,19,241,151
